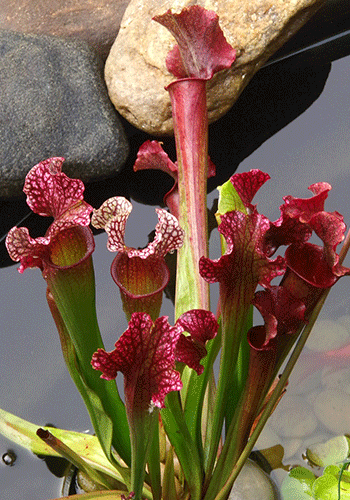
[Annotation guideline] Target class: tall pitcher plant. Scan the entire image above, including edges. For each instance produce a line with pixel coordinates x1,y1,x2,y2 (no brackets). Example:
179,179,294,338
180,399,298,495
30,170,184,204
3,6,350,500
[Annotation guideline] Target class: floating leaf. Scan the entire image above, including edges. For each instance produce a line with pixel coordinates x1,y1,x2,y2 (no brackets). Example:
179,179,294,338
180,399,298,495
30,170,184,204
280,466,315,499
313,465,350,499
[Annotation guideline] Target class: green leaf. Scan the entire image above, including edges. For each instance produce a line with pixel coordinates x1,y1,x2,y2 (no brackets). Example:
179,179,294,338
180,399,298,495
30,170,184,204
313,470,339,499
224,305,253,428
307,436,350,467
289,466,316,493
162,447,177,500
216,179,246,221
312,465,350,500
0,407,124,483
280,467,315,499
54,490,129,500
147,416,161,500
216,179,248,259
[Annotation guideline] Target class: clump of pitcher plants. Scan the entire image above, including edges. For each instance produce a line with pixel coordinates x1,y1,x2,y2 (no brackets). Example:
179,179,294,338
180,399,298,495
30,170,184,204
2,6,350,500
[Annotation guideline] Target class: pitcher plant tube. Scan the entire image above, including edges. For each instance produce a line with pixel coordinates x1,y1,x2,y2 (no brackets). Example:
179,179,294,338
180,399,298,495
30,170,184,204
3,5,350,500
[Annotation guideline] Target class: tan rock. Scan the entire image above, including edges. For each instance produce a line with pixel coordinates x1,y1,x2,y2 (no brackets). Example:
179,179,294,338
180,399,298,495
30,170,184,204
0,0,130,60
105,0,326,135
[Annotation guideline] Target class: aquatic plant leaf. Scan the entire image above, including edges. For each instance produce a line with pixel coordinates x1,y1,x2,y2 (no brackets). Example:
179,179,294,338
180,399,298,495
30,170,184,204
0,408,124,481
92,310,216,410
265,181,346,259
111,253,170,322
23,157,87,219
313,465,350,499
307,435,350,468
133,140,179,217
280,466,315,499
200,209,285,288
91,196,132,252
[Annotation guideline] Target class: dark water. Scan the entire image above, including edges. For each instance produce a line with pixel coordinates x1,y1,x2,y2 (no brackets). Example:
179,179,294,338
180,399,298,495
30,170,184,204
1,52,350,500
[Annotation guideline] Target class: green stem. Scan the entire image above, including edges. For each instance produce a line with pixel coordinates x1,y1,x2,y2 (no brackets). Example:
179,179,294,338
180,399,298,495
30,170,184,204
204,288,252,482
161,391,203,500
46,289,130,487
184,329,221,460
147,417,162,500
212,291,330,500
129,411,158,500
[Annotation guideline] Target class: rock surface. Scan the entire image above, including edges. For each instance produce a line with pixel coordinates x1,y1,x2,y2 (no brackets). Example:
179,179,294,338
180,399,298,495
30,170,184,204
0,31,129,199
0,0,130,61
105,0,326,135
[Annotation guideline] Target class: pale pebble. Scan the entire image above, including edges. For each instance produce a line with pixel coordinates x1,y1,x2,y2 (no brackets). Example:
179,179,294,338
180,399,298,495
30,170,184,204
228,460,279,500
313,389,350,434
268,396,318,438
305,319,350,352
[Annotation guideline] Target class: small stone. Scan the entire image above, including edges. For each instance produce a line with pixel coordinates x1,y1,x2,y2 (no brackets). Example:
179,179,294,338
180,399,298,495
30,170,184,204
0,31,129,199
268,396,318,438
0,0,130,61
305,319,350,352
105,0,326,135
313,389,350,434
303,434,332,453
228,460,279,500
2,450,16,466
321,367,350,393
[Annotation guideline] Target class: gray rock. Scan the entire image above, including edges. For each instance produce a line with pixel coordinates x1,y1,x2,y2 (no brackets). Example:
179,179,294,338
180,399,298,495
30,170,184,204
0,31,129,199
0,0,130,61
